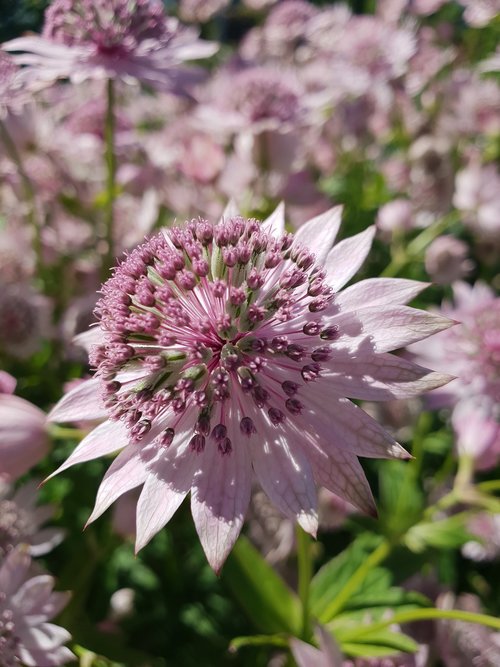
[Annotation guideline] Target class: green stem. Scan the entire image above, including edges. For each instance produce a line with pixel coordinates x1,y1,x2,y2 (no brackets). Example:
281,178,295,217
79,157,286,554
381,214,457,278
49,425,88,440
0,118,44,280
296,526,313,640
342,608,500,640
319,539,392,622
478,480,500,495
102,78,116,282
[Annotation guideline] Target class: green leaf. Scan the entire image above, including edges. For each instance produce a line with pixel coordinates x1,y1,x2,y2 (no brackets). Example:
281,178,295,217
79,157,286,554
405,515,473,553
229,635,289,652
378,461,424,539
340,631,418,658
221,535,301,635
309,534,381,620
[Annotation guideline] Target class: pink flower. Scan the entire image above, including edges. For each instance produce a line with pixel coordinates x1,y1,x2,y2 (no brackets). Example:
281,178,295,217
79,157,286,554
0,480,65,558
454,161,500,241
0,52,28,119
0,283,52,359
179,0,230,23
0,546,74,666
291,625,343,667
0,392,49,482
3,0,217,93
47,205,453,571
410,282,500,469
424,236,473,285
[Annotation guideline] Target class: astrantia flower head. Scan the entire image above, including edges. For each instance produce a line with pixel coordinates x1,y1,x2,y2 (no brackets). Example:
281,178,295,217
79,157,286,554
48,204,453,571
0,547,74,666
3,0,217,92
411,281,500,469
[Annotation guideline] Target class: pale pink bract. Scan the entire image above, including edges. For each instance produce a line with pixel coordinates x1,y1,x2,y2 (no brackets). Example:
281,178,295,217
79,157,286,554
0,547,75,666
47,205,453,571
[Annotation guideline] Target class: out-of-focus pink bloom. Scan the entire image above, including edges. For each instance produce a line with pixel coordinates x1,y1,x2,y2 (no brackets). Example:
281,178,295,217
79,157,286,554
291,625,343,667
47,204,453,571
0,392,49,481
0,480,65,558
459,0,500,27
0,371,16,395
0,52,29,118
3,0,217,93
0,546,74,665
262,0,320,56
454,162,500,241
462,513,500,562
437,593,500,667
408,135,454,224
410,0,448,15
410,282,500,469
0,283,52,358
377,199,414,237
111,489,139,540
200,66,305,135
179,0,230,23
424,236,473,285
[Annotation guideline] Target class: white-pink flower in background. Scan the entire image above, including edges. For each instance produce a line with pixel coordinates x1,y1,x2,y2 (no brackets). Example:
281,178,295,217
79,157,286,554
410,281,500,470
0,546,74,666
0,480,64,558
3,0,218,93
0,52,28,119
0,386,49,482
47,204,453,571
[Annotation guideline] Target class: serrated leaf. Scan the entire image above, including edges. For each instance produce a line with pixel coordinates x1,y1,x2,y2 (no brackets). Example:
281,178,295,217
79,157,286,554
221,535,301,635
310,534,381,620
405,515,473,553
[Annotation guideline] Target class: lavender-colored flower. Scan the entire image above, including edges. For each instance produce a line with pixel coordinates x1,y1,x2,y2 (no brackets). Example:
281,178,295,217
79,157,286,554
424,236,473,285
437,593,500,667
0,52,28,119
459,0,500,28
0,392,49,482
410,282,500,469
0,546,74,666
454,161,500,242
0,283,52,359
3,0,217,93
291,625,343,667
179,0,230,23
200,66,304,136
47,205,453,571
0,480,64,559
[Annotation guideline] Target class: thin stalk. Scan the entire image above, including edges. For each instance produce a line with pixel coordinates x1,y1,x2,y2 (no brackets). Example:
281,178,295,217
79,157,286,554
102,78,116,282
296,526,313,640
319,539,392,622
341,608,500,640
381,214,457,278
0,118,44,279
49,425,88,440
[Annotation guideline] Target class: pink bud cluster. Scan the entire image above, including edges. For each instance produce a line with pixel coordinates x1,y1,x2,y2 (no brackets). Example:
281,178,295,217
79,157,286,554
91,216,339,459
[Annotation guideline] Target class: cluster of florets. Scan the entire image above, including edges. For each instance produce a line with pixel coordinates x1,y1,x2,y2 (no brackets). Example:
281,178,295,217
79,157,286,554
91,216,338,456
43,0,171,54
0,501,32,559
227,68,301,124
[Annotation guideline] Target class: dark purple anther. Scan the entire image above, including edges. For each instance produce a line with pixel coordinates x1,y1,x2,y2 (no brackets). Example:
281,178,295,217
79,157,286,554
285,398,303,415
240,417,256,436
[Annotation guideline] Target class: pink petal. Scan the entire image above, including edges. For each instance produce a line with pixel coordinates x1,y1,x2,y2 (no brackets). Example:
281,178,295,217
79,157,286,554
0,547,31,596
251,418,318,535
18,644,76,667
191,411,252,573
262,202,285,239
334,278,429,312
307,442,376,517
322,347,454,400
324,226,376,292
292,206,343,266
135,441,197,551
12,575,55,615
86,446,148,525
329,305,455,353
45,420,129,481
47,378,107,423
303,394,409,460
